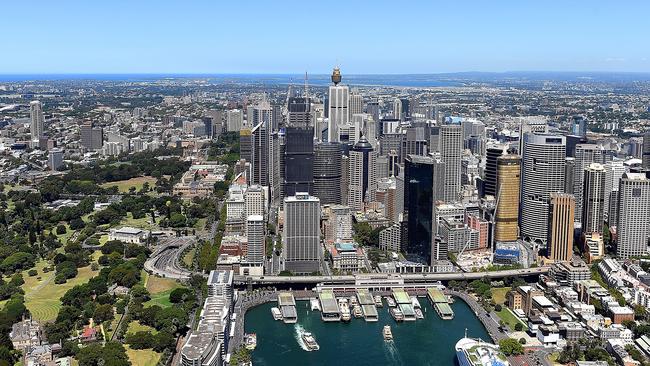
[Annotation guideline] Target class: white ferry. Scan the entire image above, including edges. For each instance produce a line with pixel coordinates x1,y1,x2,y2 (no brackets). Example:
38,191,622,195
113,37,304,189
301,332,320,351
338,298,351,322
374,295,383,307
244,333,257,350
383,325,393,341
390,307,404,322
455,336,509,366
411,296,421,309
271,307,282,321
353,305,363,318
386,296,397,308
310,298,321,311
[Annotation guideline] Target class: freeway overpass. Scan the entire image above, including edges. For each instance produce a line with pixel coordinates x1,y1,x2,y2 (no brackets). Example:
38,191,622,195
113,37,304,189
233,266,549,287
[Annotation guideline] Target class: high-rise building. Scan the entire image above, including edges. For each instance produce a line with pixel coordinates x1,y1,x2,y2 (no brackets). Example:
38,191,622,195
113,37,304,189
239,128,252,163
327,67,349,142
282,127,314,198
48,148,64,171
573,144,604,218
521,133,566,245
313,142,342,205
643,131,650,170
250,101,272,186
29,100,45,141
287,97,312,128
246,215,265,265
79,122,103,151
393,99,403,120
548,193,575,262
226,109,243,132
603,161,626,222
403,126,428,161
581,163,606,235
484,144,509,198
404,155,445,265
348,137,377,211
616,173,650,258
564,157,575,194
494,155,521,242
244,185,265,221
283,193,321,273
349,90,363,117
440,123,463,202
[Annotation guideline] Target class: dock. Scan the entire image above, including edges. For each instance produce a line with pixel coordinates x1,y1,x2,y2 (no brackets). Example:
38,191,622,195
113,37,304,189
318,290,341,322
392,289,417,321
427,288,454,320
356,289,378,321
277,292,297,323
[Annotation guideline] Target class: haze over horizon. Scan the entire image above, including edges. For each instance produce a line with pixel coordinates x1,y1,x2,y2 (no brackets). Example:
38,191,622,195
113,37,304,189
2,0,650,75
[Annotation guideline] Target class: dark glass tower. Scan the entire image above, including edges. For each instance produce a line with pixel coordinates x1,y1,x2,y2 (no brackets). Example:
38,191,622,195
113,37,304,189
313,142,342,204
282,127,314,198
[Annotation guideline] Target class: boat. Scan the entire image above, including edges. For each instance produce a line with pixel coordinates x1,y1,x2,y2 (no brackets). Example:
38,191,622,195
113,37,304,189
271,307,282,321
301,332,320,351
411,296,421,309
338,298,351,322
310,298,321,311
244,333,257,350
383,325,393,341
455,335,509,366
349,296,358,306
353,305,363,318
386,296,397,308
374,295,383,307
415,308,424,319
390,307,404,322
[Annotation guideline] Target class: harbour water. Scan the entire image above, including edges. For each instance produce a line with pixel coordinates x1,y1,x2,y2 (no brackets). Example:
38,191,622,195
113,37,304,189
245,298,490,365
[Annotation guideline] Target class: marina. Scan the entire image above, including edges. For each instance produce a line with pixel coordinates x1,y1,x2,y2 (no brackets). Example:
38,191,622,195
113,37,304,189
427,288,455,320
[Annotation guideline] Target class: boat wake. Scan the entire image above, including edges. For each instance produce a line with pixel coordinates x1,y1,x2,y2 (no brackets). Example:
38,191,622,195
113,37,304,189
293,324,309,351
384,338,404,365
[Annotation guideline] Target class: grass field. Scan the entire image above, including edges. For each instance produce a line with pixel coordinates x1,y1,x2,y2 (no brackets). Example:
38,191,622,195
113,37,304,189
120,212,159,230
127,320,158,335
100,176,157,193
126,346,161,366
496,307,528,331
24,262,99,321
146,276,180,294
491,287,510,305
144,288,177,309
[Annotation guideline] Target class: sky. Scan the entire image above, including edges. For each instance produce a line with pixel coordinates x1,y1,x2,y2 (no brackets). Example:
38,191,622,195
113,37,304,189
1,0,650,74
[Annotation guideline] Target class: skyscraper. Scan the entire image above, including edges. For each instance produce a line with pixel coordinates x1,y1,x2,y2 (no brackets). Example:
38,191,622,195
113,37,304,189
226,109,243,132
246,215,265,265
404,155,445,265
494,154,521,242
616,173,650,258
283,193,321,273
250,101,273,187
440,123,463,202
484,144,509,198
548,193,575,262
313,142,342,205
573,144,604,219
520,133,566,245
287,96,312,128
282,127,314,198
348,137,376,211
603,160,626,222
80,122,104,151
30,101,45,141
581,163,606,235
327,67,349,142
349,89,363,117
393,99,403,120
48,148,64,171
643,131,650,170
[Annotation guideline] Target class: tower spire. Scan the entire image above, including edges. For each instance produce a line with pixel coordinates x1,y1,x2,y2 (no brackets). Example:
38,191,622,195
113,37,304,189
304,71,309,99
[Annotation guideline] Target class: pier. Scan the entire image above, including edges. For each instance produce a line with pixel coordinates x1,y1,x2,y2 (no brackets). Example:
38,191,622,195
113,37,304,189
277,292,297,323
318,290,341,322
356,289,378,322
392,289,417,321
428,288,454,320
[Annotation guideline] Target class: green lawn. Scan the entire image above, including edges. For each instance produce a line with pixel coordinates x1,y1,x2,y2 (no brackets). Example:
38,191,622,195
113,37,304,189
125,346,161,366
100,176,157,194
496,307,528,331
120,212,159,230
491,287,510,305
194,218,207,230
144,288,176,308
143,276,182,308
127,320,157,335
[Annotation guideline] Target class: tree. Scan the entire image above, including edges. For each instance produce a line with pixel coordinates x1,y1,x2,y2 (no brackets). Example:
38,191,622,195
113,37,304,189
499,338,524,356
169,287,193,303
93,303,114,324
56,224,67,235
514,323,524,332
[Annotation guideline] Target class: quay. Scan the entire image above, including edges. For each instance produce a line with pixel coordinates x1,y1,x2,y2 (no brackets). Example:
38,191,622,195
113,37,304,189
428,288,454,320
318,290,341,322
392,289,416,321
277,292,297,323
356,289,378,322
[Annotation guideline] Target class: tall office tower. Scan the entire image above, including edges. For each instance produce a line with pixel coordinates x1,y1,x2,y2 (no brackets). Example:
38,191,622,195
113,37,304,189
367,100,380,125
349,89,363,117
244,185,265,221
404,155,446,265
400,98,411,119
581,163,606,235
616,173,650,258
403,126,428,160
269,131,282,207
283,193,321,273
440,123,463,202
341,155,349,206
30,100,45,141
572,116,587,137
313,142,342,205
517,116,548,155
643,131,650,169
287,96,312,128
250,101,273,186
603,161,626,221
48,148,64,171
327,67,349,142
573,144,604,218
393,99,403,120
226,109,243,132
239,129,252,163
521,133,566,245
205,109,224,138
330,205,353,242
246,215,265,265
429,126,440,154
282,127,314,198
348,137,377,211
494,155,521,242
548,193,575,262
565,135,587,158
484,144,508,197
564,158,575,194
79,122,104,151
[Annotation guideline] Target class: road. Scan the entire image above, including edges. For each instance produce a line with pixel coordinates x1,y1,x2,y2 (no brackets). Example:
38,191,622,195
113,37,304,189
144,236,199,280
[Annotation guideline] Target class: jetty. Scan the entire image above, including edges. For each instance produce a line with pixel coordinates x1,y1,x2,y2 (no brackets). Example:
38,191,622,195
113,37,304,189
277,292,297,323
318,290,341,322
392,289,416,321
356,289,378,322
427,288,454,320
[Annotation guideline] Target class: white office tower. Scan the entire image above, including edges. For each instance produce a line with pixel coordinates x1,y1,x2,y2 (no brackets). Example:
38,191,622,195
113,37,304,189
283,193,321,274
517,116,548,154
349,89,363,117
393,99,403,120
327,67,349,142
573,144,604,219
226,109,243,132
251,99,273,187
48,148,64,171
246,215,265,265
520,133,566,245
603,160,626,222
581,163,606,235
616,173,650,258
29,100,45,141
348,137,377,211
244,185,265,220
440,124,463,202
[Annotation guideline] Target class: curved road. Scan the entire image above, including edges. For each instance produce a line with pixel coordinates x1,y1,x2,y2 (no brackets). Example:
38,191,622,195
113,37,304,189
144,237,198,280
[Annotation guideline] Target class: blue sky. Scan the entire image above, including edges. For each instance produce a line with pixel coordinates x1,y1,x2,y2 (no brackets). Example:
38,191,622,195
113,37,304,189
1,0,649,74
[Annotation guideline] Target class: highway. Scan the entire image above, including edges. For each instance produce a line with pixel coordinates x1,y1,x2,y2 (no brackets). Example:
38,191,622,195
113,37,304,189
233,266,549,285
144,236,197,280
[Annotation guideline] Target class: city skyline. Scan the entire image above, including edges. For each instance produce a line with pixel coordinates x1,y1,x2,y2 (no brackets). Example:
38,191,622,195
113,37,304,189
2,1,650,74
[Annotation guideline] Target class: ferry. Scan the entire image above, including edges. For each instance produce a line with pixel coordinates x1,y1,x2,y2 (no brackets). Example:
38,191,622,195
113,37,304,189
350,296,358,306
390,307,404,322
339,298,351,322
383,325,393,341
411,296,421,309
415,308,424,319
310,298,321,311
374,295,383,307
455,335,509,366
353,305,363,318
301,332,320,351
271,307,282,321
244,333,257,350
386,296,397,308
